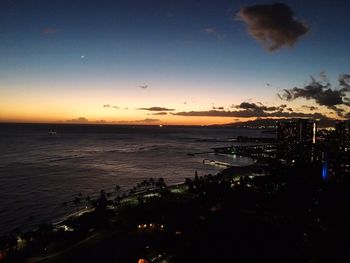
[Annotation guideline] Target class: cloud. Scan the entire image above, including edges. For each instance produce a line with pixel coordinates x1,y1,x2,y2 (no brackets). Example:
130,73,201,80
202,27,225,40
64,117,106,124
279,74,350,116
138,118,159,123
212,106,225,110
66,117,89,123
42,27,58,34
103,104,119,109
237,3,309,51
172,109,328,119
302,105,318,111
138,107,175,111
236,102,287,112
172,100,330,119
339,74,350,90
139,85,148,89
173,99,334,120
149,112,168,115
115,118,160,124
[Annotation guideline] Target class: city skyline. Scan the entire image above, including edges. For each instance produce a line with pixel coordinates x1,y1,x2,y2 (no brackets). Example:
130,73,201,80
1,0,350,125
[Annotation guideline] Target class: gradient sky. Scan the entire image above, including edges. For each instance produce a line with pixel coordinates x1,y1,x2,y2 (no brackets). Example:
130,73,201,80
1,0,350,125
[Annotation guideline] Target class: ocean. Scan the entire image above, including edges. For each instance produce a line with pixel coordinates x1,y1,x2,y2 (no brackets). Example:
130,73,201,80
0,123,274,235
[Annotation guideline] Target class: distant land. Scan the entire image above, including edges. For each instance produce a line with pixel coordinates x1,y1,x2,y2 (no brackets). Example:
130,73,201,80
215,117,341,129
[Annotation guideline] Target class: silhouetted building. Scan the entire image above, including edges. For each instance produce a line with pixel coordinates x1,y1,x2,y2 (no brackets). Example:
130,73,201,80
277,119,316,165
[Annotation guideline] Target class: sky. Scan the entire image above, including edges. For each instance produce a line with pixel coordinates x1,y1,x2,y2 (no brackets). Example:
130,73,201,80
0,0,349,125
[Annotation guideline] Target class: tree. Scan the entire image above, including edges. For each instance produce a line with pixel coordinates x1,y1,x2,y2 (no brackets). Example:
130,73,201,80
95,190,108,210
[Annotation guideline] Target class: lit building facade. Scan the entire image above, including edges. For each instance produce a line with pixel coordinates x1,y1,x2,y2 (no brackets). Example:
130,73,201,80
327,121,350,178
277,119,316,165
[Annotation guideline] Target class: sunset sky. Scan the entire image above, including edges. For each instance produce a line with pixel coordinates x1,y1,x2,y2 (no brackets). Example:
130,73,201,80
1,0,350,125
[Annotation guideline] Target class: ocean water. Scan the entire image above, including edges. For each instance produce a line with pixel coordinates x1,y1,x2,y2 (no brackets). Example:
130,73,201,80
0,124,273,235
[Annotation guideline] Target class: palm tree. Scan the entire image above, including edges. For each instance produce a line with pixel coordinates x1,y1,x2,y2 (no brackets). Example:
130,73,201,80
156,177,167,189
95,190,108,210
114,184,121,193
149,177,155,187
85,195,91,206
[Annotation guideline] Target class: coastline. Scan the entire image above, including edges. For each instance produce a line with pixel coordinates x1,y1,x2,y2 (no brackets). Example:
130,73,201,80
32,160,253,235
51,163,258,230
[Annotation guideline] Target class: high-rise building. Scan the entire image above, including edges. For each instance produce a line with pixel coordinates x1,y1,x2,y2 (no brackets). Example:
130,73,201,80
328,121,350,177
277,119,316,164
334,121,349,152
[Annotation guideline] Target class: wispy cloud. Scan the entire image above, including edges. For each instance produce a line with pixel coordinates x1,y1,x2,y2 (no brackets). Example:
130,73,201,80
202,27,225,40
237,3,309,51
115,118,160,124
103,104,120,109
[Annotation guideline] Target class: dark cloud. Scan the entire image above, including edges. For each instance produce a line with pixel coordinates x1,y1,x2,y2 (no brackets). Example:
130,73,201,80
236,102,286,112
302,105,318,111
139,118,160,123
176,102,316,118
171,102,326,119
150,112,168,115
139,85,148,89
138,107,175,111
172,109,328,119
237,3,309,51
212,106,225,110
103,104,110,108
174,100,331,120
279,74,350,116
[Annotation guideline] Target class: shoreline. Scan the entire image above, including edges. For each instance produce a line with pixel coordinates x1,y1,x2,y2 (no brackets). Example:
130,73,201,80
51,163,258,229
38,162,258,236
